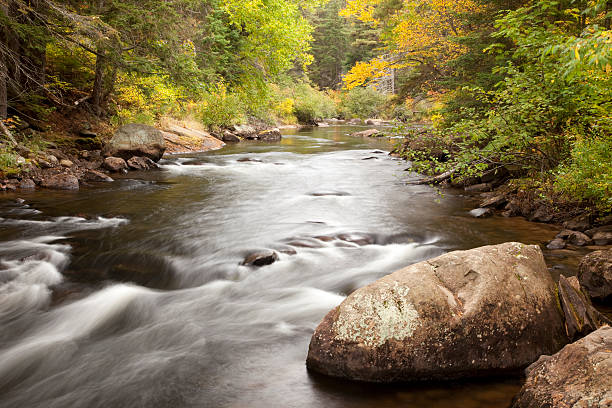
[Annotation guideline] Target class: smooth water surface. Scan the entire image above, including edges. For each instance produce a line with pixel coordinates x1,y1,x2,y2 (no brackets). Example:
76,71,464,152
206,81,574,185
0,126,571,408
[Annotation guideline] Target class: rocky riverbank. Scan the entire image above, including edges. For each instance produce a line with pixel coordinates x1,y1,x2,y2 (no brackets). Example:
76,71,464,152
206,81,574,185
1,121,283,192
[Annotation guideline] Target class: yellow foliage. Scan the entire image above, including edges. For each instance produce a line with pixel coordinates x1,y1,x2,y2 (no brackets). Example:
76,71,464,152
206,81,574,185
343,58,393,89
341,0,488,89
339,0,381,24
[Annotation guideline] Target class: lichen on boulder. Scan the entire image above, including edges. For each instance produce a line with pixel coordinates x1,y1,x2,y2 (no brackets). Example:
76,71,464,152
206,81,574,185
306,242,568,383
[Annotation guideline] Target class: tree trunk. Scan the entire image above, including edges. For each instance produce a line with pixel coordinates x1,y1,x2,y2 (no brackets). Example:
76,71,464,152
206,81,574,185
0,2,9,119
0,57,7,119
91,52,105,115
91,0,107,115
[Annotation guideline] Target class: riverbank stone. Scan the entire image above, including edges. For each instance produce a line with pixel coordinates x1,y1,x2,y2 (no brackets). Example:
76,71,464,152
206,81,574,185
258,128,282,142
41,173,79,190
306,242,568,382
127,156,158,170
511,326,612,408
105,123,166,161
103,157,128,172
83,169,113,182
557,275,610,340
351,129,380,138
578,249,612,302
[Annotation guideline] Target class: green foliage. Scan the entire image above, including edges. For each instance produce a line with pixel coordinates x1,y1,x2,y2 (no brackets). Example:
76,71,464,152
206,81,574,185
291,82,336,124
414,0,612,211
307,0,350,89
555,137,612,212
196,85,246,128
111,73,186,125
0,150,22,175
338,87,387,119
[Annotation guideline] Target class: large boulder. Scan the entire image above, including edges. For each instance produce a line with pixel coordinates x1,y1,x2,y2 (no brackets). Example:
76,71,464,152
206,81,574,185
161,126,226,153
306,242,568,382
511,326,612,408
105,124,166,161
578,249,612,302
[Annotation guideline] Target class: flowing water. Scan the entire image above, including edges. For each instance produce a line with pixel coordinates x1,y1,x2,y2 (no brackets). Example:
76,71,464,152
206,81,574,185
0,125,581,408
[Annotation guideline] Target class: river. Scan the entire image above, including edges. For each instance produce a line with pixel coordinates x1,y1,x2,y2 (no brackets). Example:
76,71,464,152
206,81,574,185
0,125,581,408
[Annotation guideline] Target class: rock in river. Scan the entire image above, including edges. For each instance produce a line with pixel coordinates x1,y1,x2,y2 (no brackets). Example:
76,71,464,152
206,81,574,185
557,275,610,341
82,169,113,182
306,242,568,382
103,157,128,172
241,250,279,267
578,248,612,302
127,156,158,170
104,123,166,161
41,174,79,190
469,208,494,218
511,326,612,408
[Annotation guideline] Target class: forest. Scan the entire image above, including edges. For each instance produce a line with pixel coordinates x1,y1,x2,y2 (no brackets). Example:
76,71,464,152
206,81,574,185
0,0,611,211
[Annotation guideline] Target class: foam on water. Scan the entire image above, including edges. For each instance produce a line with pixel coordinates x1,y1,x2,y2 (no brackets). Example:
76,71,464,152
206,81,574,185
0,211,129,322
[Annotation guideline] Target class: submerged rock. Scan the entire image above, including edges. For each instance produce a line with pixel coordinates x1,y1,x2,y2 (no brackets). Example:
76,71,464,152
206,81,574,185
82,169,113,182
105,123,166,161
578,249,612,302
306,242,568,382
465,183,494,193
546,238,566,250
511,326,612,408
469,208,494,218
241,250,279,267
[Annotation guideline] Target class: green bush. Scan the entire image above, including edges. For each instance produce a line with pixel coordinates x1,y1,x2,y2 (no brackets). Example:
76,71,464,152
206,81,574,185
196,85,246,128
554,137,612,212
0,150,22,175
338,87,387,119
292,82,336,124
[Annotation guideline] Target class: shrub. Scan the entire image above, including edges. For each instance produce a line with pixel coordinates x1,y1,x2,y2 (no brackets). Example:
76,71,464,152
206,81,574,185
292,82,336,124
554,137,612,212
0,150,22,175
195,84,246,128
338,87,387,119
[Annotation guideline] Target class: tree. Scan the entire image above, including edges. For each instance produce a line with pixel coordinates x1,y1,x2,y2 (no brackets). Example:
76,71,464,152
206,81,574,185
307,0,350,89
